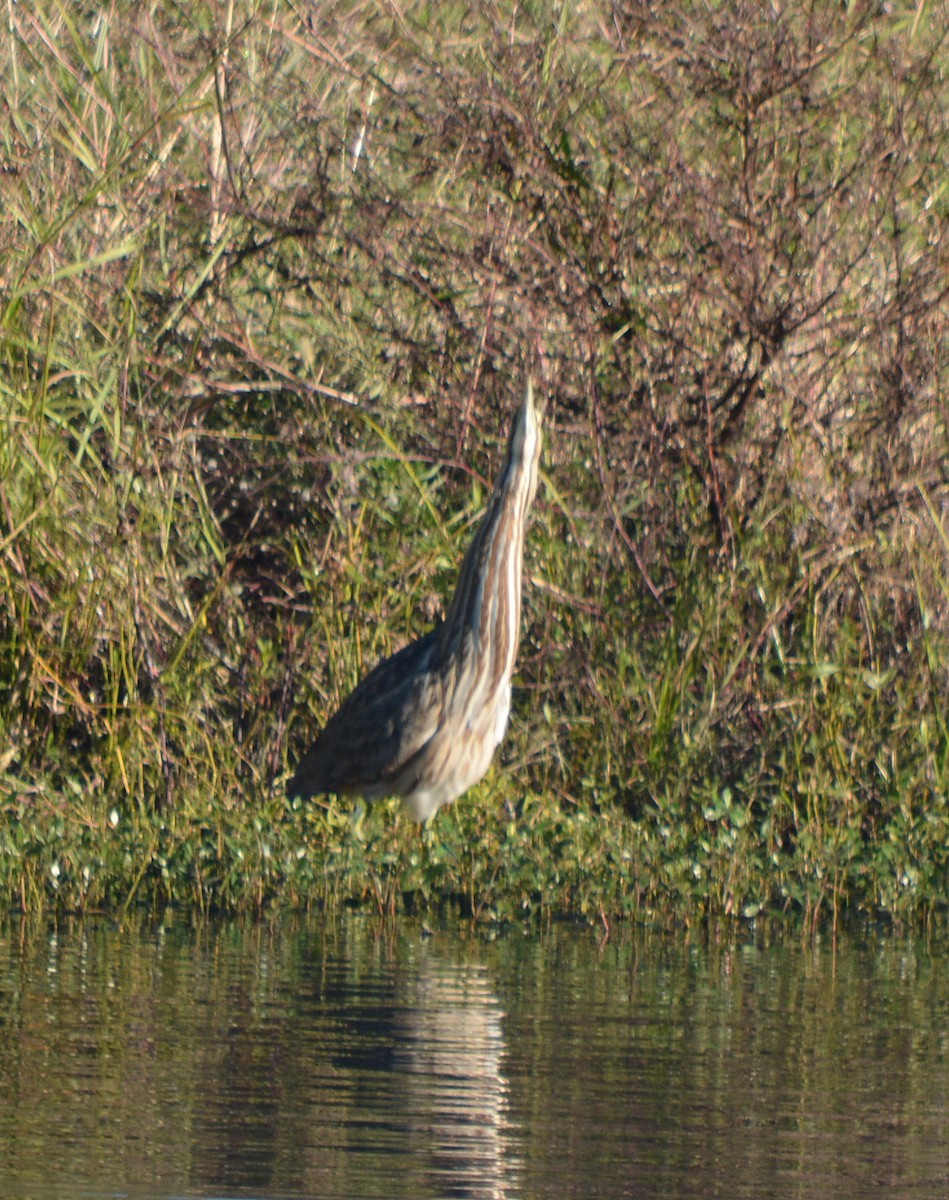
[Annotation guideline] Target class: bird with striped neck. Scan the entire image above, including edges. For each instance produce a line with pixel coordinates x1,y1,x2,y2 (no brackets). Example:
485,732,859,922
287,381,543,822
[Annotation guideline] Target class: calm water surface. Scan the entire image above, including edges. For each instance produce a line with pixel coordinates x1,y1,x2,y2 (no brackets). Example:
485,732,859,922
0,915,947,1199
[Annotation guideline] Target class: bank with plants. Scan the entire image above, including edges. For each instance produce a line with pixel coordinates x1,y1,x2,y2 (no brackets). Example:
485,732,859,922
1,2,947,925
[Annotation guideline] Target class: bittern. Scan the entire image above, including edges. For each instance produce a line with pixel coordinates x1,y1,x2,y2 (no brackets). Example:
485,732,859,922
287,381,542,821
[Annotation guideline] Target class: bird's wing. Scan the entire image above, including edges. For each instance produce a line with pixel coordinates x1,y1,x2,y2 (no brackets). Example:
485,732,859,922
287,629,443,799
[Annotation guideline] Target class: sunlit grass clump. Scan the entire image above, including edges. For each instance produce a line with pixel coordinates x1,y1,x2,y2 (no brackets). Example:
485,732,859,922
1,1,948,926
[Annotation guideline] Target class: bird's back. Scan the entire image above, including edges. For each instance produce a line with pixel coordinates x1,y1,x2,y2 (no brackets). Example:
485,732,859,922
287,629,442,801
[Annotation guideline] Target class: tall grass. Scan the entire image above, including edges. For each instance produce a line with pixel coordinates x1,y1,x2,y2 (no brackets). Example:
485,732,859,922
1,0,947,924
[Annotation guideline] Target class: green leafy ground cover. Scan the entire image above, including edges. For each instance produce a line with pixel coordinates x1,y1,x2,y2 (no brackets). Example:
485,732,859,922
1,1,948,925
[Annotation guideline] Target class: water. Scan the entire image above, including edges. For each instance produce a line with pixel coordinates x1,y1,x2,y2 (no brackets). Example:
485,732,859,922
1,916,947,1199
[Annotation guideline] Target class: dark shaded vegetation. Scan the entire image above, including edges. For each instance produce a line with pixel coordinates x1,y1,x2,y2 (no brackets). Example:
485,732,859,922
1,0,947,924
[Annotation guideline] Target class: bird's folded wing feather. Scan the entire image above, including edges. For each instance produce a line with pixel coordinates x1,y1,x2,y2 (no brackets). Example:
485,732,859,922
288,629,442,798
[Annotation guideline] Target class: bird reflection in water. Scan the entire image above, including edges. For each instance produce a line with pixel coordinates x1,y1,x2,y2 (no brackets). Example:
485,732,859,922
390,942,519,1200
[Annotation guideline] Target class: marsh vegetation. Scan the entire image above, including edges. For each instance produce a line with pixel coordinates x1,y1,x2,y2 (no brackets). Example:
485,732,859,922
1,1,947,924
